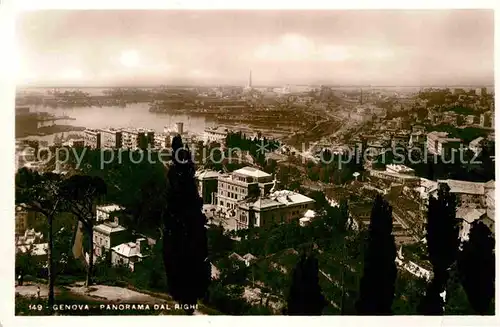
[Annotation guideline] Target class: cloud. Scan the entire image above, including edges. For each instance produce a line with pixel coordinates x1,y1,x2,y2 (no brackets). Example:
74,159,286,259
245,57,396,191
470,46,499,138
188,69,213,79
254,33,397,63
58,68,84,80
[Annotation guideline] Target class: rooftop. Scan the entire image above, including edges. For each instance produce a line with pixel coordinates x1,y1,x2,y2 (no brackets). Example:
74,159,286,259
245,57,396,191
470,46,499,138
240,190,315,211
469,137,485,146
386,164,415,173
456,208,486,224
233,166,271,179
94,222,127,235
438,179,486,195
204,126,229,134
16,242,48,256
270,190,315,206
111,239,147,258
97,204,124,213
195,169,220,180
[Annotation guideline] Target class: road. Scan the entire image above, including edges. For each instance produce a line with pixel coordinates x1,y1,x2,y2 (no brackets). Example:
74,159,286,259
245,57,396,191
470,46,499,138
15,281,205,315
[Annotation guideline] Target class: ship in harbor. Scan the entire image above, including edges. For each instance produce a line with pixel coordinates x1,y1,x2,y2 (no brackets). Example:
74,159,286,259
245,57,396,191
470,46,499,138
15,106,83,138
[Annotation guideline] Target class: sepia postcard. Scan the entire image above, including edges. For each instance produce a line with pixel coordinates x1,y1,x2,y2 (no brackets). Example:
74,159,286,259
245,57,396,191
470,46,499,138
6,3,496,322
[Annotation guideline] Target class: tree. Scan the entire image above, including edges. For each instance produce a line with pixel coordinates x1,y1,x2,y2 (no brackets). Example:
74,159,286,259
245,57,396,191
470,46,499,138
356,194,397,315
285,252,326,315
163,135,210,314
458,221,495,314
15,168,63,308
339,199,350,232
60,174,107,287
418,184,459,314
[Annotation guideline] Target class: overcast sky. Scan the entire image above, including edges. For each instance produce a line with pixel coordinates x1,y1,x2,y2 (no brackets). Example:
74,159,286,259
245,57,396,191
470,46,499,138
15,10,494,87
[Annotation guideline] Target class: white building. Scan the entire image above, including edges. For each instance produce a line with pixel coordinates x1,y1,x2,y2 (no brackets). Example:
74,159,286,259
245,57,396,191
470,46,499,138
426,131,462,156
96,204,124,222
216,167,274,211
432,179,495,240
299,209,317,227
386,164,415,176
233,190,315,230
468,137,485,156
111,238,149,271
153,132,171,149
434,179,492,209
15,205,29,236
121,128,154,149
83,129,101,149
203,127,229,144
195,170,220,204
93,217,128,258
100,128,123,148
456,208,487,241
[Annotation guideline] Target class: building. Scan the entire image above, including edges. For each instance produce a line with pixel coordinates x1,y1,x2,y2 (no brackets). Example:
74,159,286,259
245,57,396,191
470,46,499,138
121,128,154,149
100,128,123,148
111,238,149,271
412,125,426,134
386,164,415,176
153,132,171,149
93,216,129,258
195,170,220,204
16,228,47,259
299,209,317,227
434,179,490,208
368,169,420,186
442,111,459,126
204,126,229,144
409,131,426,147
465,115,477,125
63,139,85,148
349,111,373,123
216,167,274,211
175,122,184,135
468,137,485,156
391,132,410,148
234,190,315,230
96,204,124,222
426,131,462,156
414,178,439,202
456,208,487,241
84,129,101,149
15,205,29,236
480,112,493,128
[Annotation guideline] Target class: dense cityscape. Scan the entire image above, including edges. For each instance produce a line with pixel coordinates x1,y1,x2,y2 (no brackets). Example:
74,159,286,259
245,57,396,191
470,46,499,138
13,10,495,316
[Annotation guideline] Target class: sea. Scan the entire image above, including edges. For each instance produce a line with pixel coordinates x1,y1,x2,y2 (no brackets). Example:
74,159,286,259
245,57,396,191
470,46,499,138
19,102,213,144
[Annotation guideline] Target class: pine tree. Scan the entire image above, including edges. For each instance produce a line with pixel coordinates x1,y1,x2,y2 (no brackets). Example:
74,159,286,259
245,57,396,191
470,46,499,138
356,194,397,315
163,135,210,314
285,252,326,315
458,221,495,314
60,174,107,287
15,168,63,310
418,184,459,314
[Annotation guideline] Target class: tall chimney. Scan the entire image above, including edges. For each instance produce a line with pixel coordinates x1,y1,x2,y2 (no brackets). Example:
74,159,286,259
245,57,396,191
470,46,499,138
175,122,184,135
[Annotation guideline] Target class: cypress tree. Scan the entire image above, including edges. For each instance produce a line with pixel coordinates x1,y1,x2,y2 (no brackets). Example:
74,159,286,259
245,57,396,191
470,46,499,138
163,135,210,314
458,221,495,314
285,252,326,315
339,199,350,232
418,184,459,314
356,194,397,315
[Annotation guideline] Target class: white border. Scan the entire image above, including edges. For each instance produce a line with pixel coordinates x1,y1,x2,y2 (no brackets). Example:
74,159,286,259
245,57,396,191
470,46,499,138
0,1,499,327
